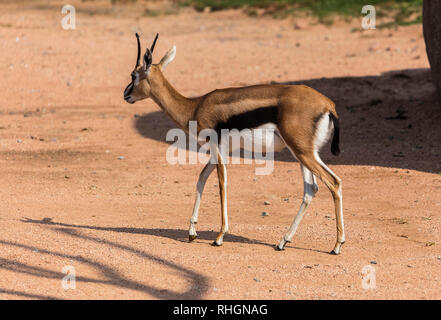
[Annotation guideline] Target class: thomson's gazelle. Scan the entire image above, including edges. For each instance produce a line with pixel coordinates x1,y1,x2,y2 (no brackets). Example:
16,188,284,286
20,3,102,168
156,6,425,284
124,34,345,254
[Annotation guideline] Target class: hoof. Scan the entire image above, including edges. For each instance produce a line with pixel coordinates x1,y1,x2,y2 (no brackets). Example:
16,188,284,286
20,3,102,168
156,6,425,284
330,241,344,255
189,235,197,242
211,241,222,247
276,239,289,251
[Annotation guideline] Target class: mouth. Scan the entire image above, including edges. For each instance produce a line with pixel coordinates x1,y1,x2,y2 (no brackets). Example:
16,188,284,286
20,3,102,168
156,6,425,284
124,96,135,104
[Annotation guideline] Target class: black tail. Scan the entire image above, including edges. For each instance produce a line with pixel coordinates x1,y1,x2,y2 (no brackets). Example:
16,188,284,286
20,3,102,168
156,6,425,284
329,113,340,156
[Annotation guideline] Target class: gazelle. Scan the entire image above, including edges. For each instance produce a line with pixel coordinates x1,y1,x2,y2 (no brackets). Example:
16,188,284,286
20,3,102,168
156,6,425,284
124,34,345,254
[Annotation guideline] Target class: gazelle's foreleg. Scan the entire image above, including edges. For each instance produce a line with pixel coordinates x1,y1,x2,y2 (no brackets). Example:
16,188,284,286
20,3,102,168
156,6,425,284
189,162,216,241
277,165,317,250
213,150,228,246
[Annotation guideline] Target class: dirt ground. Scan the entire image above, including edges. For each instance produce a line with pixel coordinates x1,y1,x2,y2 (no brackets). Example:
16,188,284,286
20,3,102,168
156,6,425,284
0,0,440,300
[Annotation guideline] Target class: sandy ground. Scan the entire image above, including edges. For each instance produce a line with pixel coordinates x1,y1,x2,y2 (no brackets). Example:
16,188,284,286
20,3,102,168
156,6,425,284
0,0,440,299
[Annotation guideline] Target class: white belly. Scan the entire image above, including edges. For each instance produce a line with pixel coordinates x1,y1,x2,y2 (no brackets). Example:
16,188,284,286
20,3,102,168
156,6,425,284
222,123,286,155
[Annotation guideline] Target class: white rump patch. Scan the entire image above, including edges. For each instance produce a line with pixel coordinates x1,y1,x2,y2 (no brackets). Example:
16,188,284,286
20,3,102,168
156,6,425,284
314,113,333,152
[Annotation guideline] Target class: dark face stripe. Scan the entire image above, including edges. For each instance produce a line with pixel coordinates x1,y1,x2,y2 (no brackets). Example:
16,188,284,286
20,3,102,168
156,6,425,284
214,106,278,134
124,82,134,97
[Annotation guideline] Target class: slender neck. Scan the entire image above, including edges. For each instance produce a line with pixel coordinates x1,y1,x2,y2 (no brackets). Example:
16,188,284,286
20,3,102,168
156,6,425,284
148,67,199,130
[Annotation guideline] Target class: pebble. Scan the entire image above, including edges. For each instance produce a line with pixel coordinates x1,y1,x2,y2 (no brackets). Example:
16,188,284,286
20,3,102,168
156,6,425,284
264,200,271,205
118,156,125,160
370,260,377,265
262,211,269,217
17,139,22,143
253,278,260,282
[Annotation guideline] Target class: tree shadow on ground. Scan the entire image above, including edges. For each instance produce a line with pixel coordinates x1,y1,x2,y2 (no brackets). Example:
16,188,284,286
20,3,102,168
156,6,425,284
134,68,441,173
21,217,274,248
0,223,210,300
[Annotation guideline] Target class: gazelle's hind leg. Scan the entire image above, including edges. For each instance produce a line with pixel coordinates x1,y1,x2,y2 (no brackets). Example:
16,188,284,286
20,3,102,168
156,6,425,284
313,153,345,254
189,162,216,241
277,164,318,250
297,152,345,254
277,112,345,254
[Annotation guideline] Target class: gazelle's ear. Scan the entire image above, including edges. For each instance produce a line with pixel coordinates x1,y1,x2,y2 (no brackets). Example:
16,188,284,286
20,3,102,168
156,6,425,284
159,45,176,70
143,49,153,71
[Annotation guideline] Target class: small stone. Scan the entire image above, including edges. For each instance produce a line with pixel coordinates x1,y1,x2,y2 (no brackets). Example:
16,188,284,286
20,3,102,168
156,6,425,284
264,200,271,205
262,211,269,217
283,198,289,202
370,260,377,265
368,43,379,52
17,139,22,143
118,156,125,160
253,278,260,282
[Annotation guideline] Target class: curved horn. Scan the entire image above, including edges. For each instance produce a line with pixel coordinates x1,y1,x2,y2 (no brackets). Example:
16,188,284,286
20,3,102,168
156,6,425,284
135,33,141,68
150,33,159,53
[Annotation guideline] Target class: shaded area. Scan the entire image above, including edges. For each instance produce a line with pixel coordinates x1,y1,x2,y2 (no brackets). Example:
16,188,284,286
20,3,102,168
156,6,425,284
135,68,441,173
1,221,210,300
0,288,59,300
21,217,273,248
